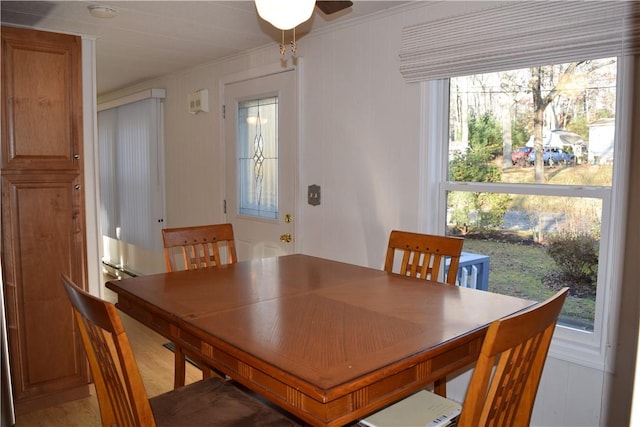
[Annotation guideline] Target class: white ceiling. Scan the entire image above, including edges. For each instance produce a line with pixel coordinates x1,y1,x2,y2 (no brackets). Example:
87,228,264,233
1,1,408,95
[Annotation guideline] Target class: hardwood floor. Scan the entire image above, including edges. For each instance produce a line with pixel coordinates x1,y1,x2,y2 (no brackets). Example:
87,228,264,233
14,275,202,427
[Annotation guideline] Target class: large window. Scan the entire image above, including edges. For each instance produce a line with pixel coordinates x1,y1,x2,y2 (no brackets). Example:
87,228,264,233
419,55,632,369
405,0,637,369
445,58,616,332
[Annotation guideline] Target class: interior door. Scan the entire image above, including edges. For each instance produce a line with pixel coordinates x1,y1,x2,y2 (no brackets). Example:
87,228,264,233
224,69,297,261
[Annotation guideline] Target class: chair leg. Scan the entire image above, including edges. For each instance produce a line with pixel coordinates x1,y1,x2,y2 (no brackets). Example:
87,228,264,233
174,344,186,389
202,367,214,379
178,346,231,385
434,377,447,397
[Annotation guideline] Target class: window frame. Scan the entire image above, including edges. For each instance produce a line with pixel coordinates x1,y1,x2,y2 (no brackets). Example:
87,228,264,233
418,57,633,371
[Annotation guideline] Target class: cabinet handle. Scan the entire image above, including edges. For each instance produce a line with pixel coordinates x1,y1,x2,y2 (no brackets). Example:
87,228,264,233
74,154,80,160
74,184,80,190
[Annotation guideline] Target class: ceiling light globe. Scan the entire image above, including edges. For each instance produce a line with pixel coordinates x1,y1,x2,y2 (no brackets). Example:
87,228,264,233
255,0,315,30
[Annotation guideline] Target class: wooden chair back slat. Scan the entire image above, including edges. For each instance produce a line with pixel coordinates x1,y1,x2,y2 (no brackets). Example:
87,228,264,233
385,230,464,285
458,288,569,427
162,223,237,272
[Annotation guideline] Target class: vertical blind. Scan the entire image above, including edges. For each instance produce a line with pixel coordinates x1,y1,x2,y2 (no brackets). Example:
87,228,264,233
98,93,164,251
400,1,640,82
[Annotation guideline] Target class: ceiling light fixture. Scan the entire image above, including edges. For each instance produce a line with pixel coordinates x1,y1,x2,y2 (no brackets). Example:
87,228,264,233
254,0,315,58
254,0,314,30
88,5,117,19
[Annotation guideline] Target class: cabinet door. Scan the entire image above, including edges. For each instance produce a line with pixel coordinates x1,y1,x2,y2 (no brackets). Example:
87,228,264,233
1,26,82,171
1,173,89,410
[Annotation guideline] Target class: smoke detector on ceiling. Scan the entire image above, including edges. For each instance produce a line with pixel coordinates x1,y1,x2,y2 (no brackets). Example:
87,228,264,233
88,5,117,19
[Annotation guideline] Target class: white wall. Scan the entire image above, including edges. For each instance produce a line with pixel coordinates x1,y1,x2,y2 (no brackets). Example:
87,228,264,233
97,2,639,425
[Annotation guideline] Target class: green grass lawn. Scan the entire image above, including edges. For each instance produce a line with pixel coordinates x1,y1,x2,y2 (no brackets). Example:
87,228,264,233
462,237,595,330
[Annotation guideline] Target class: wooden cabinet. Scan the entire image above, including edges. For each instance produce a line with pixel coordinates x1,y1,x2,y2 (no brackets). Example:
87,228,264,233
1,26,89,414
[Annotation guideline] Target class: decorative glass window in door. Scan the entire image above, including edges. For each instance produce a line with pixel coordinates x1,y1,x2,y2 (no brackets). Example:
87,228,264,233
237,96,279,219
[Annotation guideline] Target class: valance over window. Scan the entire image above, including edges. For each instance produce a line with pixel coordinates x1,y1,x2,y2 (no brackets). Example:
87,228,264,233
400,1,640,82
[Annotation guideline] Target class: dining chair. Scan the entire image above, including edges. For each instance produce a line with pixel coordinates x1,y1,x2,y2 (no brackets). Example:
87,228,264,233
162,223,237,388
384,230,464,396
162,223,237,272
384,230,464,286
60,274,300,427
360,287,569,427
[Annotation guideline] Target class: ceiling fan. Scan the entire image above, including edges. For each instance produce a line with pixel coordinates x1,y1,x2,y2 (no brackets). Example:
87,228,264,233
315,1,353,15
255,0,354,56
255,0,353,30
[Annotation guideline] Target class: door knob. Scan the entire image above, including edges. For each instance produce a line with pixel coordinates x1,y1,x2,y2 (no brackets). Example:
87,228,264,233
280,233,292,243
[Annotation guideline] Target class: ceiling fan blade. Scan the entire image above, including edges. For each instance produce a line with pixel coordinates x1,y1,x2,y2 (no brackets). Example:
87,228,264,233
316,1,353,15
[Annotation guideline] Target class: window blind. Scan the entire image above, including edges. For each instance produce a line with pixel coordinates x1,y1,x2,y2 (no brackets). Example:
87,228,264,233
98,91,165,252
400,1,640,82
98,108,117,240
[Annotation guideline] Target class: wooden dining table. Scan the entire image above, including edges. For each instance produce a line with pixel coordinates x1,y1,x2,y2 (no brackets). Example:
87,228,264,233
105,254,534,426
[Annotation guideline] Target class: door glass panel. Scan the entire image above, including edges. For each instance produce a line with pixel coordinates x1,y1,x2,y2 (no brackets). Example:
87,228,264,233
237,97,278,219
